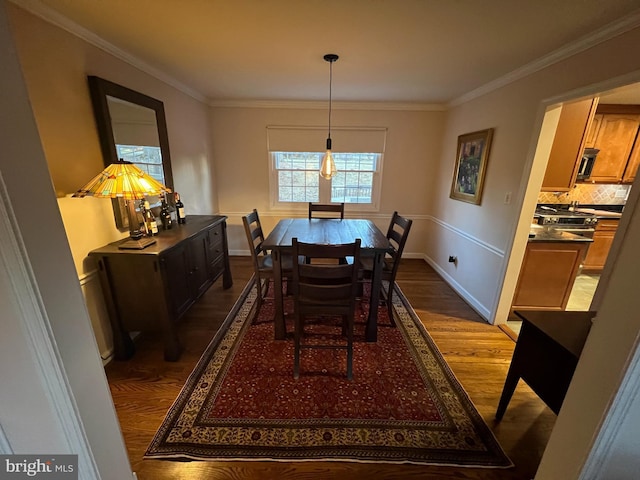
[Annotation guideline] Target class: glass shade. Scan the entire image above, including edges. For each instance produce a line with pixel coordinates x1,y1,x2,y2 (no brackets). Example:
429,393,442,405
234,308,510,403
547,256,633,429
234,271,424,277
73,160,171,199
320,150,337,180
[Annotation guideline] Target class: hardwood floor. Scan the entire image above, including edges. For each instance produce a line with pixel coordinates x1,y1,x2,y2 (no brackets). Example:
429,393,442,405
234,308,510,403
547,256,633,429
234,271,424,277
105,257,556,479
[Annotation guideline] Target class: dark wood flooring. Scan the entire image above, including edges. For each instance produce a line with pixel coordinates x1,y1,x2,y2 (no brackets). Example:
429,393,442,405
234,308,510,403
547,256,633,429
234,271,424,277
105,257,556,479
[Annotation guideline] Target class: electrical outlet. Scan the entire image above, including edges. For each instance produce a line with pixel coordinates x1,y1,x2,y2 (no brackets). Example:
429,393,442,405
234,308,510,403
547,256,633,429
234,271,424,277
504,192,512,204
615,187,628,199
448,255,457,263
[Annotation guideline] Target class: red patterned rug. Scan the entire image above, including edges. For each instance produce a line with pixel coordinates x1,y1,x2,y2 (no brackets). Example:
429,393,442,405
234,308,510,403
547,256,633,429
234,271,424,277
145,279,512,467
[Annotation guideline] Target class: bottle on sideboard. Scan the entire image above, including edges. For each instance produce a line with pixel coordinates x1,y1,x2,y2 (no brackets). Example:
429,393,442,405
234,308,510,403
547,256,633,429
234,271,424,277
175,192,186,224
138,199,150,236
160,195,172,230
143,200,158,236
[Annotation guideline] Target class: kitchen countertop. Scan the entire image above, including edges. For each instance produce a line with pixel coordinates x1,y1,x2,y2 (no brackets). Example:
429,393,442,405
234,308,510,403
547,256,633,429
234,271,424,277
529,224,593,243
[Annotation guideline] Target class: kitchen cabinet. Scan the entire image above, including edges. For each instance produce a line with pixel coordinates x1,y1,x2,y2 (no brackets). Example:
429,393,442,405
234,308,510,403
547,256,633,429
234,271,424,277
541,98,598,192
582,218,619,273
587,110,640,183
90,215,232,361
623,137,640,183
512,240,589,311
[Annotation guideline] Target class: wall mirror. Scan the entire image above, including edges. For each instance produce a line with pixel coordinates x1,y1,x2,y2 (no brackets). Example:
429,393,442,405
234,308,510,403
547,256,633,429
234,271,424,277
87,75,174,228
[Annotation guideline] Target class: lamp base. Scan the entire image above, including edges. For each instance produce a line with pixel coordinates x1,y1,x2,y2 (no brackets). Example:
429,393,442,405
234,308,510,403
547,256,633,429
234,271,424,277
118,237,157,250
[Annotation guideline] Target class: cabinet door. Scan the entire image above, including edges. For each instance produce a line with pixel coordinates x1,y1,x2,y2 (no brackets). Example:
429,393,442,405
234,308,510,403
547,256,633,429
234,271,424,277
162,244,193,319
584,114,602,148
188,232,212,299
512,242,587,310
589,114,640,182
541,98,598,192
623,138,640,183
582,220,619,272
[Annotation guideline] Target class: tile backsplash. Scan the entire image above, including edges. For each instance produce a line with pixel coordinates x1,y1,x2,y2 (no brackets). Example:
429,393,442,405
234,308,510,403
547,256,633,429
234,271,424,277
538,183,631,205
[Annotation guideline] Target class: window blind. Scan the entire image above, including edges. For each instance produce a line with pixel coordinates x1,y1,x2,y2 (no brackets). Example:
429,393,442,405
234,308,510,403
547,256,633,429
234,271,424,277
267,126,386,153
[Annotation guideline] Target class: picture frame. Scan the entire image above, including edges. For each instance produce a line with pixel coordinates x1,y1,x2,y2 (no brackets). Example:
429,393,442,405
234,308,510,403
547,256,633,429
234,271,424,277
450,128,494,205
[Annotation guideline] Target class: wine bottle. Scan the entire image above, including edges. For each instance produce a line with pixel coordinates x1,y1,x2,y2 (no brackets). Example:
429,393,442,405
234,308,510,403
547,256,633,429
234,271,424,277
138,199,150,236
143,200,158,236
175,192,186,224
160,195,172,230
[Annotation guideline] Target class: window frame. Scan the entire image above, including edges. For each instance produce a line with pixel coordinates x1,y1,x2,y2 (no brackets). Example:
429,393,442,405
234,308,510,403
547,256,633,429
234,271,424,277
268,151,383,212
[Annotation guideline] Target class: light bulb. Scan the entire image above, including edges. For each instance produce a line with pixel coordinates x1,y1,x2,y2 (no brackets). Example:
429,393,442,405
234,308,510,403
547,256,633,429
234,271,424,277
320,150,337,179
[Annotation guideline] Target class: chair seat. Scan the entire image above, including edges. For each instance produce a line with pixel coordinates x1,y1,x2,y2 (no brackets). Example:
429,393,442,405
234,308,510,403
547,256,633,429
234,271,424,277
257,253,302,273
359,257,393,276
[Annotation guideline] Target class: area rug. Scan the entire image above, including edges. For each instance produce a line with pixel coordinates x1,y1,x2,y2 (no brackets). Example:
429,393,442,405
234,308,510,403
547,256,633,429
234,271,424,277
145,278,512,468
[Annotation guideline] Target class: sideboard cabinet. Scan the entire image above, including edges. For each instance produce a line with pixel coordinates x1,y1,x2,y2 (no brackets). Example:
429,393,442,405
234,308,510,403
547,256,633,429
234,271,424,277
90,215,232,361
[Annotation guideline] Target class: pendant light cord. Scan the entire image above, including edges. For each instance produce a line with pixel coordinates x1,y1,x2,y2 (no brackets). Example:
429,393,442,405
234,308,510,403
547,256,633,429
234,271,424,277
328,59,333,141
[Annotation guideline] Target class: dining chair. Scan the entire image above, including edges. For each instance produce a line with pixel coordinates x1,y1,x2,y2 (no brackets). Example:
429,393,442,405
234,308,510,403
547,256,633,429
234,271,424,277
307,202,347,264
308,202,345,219
291,238,361,380
242,209,294,311
360,211,412,326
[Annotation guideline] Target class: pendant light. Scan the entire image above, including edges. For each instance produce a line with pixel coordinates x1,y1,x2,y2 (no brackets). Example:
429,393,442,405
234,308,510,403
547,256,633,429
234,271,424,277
320,53,339,179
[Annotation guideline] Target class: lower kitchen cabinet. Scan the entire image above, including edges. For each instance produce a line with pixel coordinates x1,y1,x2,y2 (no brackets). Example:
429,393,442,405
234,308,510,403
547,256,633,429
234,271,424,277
90,215,232,361
512,241,589,311
582,219,619,273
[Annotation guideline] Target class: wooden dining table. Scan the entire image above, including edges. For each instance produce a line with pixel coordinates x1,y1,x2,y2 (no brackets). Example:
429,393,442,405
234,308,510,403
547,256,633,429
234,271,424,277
262,218,390,342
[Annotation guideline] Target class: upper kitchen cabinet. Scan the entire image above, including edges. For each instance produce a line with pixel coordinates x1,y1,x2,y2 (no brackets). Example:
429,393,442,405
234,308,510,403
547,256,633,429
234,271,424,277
624,137,640,183
541,98,598,192
584,104,640,183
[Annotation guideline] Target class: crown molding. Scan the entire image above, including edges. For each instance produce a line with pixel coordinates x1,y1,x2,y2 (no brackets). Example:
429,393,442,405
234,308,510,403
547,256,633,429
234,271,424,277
9,0,207,103
208,99,446,111
449,9,640,107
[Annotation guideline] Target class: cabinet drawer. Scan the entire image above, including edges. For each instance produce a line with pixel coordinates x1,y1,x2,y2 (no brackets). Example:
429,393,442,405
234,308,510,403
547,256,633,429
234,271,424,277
210,255,225,280
596,219,619,231
207,223,224,251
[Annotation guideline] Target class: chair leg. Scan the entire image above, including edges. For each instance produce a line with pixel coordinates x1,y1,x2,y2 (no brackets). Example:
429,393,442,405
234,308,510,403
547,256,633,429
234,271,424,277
387,283,396,327
346,314,353,380
293,314,301,380
255,278,263,309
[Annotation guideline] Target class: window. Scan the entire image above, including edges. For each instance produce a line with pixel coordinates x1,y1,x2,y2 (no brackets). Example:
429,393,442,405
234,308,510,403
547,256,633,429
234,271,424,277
116,144,166,185
267,126,386,210
272,151,381,206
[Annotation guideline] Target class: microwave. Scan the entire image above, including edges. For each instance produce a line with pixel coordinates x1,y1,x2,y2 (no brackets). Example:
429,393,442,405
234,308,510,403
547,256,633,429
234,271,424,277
576,148,599,180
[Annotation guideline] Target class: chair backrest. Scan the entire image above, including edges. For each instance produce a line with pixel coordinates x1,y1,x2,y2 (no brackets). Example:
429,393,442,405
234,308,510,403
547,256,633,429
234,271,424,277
292,238,361,313
308,202,345,220
242,209,267,269
385,211,413,277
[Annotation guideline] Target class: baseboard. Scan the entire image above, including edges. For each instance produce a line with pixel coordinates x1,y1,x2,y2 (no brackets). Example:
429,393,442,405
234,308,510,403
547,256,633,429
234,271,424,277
423,254,492,322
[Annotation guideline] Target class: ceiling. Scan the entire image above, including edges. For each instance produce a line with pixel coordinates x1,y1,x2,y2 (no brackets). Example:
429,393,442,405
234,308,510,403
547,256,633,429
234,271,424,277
13,0,640,104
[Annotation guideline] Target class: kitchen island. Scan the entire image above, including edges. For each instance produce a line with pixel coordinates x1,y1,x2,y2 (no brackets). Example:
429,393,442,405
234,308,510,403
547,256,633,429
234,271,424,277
512,226,592,311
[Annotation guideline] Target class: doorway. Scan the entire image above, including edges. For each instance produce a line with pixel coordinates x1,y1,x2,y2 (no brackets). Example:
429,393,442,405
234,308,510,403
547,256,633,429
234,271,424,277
504,81,640,338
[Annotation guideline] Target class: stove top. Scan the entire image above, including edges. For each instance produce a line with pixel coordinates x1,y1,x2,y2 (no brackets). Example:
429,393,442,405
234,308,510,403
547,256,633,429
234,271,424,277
534,206,598,226
535,207,594,218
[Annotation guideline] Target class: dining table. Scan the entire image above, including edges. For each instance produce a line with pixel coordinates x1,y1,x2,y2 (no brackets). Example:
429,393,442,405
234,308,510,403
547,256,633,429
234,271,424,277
262,218,390,342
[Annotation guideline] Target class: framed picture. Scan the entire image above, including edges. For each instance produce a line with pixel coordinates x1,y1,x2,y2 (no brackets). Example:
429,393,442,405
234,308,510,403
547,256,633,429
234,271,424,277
450,128,494,205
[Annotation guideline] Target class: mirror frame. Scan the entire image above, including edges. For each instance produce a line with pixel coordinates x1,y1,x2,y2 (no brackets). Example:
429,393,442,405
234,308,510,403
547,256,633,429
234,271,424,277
87,75,174,228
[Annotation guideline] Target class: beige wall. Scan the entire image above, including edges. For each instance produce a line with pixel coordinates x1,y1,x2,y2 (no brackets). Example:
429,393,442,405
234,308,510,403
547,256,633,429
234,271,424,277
211,105,444,256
